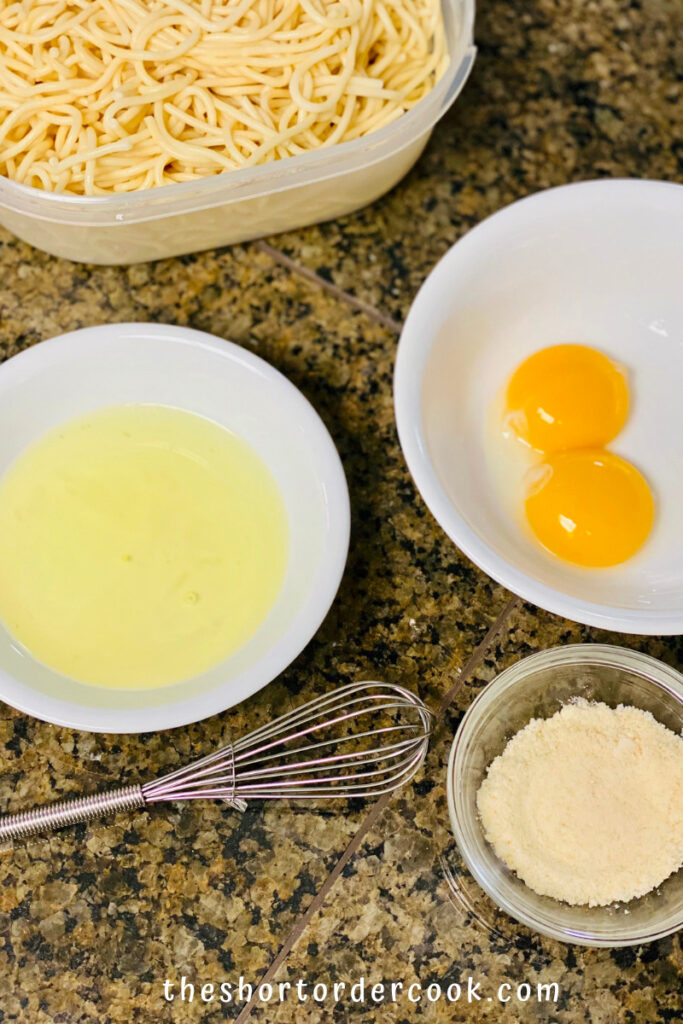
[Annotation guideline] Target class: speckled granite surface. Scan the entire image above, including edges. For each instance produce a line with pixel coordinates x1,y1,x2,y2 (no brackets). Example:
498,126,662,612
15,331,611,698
0,1,681,1022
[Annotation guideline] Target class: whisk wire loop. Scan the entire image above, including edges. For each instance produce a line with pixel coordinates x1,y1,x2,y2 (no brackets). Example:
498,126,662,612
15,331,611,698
225,682,434,801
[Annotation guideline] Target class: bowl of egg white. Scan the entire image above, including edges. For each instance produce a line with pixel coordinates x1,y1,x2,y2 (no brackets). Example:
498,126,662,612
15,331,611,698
0,324,349,732
394,178,683,633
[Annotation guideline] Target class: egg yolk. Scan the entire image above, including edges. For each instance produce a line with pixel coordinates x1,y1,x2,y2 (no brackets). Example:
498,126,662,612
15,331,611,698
506,344,629,453
525,450,653,567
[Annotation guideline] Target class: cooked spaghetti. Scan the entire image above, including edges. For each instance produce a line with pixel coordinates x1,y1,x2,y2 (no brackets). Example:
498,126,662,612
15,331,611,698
0,0,448,195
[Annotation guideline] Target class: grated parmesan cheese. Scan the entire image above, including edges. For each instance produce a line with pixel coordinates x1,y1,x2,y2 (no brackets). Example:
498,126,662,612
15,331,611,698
477,700,683,907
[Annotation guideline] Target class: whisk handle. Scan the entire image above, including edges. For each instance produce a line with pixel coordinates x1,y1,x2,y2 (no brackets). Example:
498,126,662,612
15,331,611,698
0,785,144,844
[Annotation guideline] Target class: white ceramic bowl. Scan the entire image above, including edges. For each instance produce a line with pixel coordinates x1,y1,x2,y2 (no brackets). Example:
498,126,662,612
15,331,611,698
395,179,683,634
0,324,350,732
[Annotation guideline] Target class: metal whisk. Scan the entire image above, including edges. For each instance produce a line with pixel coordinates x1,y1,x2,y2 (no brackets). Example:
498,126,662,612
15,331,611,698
0,682,434,844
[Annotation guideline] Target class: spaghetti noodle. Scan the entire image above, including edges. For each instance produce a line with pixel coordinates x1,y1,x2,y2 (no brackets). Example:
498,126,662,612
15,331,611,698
0,0,448,194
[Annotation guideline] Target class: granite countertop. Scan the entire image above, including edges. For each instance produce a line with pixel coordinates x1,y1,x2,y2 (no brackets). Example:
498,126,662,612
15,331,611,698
0,0,682,1021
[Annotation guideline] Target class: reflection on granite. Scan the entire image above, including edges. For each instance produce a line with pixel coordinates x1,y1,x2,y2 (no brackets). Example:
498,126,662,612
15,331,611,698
0,0,681,1020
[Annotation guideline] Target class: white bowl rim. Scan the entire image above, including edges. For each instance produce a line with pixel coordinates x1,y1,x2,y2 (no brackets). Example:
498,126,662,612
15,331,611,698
394,178,683,634
0,323,350,732
446,643,683,946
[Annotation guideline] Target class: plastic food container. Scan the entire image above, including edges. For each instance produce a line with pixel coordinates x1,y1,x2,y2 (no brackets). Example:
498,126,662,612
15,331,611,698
0,1,475,265
447,645,683,946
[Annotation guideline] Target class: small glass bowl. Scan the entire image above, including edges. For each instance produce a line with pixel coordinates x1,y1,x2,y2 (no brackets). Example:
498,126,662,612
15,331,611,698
447,644,683,946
